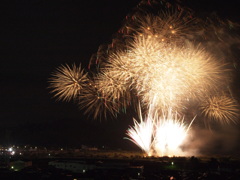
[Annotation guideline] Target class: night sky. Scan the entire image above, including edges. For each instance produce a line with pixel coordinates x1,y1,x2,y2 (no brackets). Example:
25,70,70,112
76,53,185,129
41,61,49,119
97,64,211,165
2,0,240,153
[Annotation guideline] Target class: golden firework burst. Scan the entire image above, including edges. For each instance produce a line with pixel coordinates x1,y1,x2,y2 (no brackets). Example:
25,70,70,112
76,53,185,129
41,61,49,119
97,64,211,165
200,95,239,124
49,64,88,102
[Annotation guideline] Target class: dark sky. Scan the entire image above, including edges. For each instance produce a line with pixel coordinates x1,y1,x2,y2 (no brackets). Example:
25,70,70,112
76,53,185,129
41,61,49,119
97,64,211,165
1,0,141,149
1,0,240,152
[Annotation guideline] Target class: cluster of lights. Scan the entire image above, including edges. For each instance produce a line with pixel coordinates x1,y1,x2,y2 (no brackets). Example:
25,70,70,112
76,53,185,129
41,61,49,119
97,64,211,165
0,145,48,156
0,146,17,156
8,147,15,155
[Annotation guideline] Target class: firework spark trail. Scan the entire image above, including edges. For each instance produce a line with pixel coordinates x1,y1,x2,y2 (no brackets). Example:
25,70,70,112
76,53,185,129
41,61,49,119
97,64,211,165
49,64,88,102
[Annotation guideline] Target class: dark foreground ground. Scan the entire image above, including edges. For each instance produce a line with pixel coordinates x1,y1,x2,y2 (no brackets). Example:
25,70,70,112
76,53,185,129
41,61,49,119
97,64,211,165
0,151,240,180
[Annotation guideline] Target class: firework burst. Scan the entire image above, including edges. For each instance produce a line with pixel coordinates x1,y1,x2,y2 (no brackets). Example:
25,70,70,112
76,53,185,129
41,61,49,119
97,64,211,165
107,34,231,111
129,10,198,41
78,79,119,120
200,95,240,124
96,53,133,106
49,64,88,102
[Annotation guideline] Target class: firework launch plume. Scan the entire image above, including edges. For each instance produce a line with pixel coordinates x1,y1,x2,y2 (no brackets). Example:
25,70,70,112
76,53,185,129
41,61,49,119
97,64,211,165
126,105,195,156
126,115,154,156
153,109,195,156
